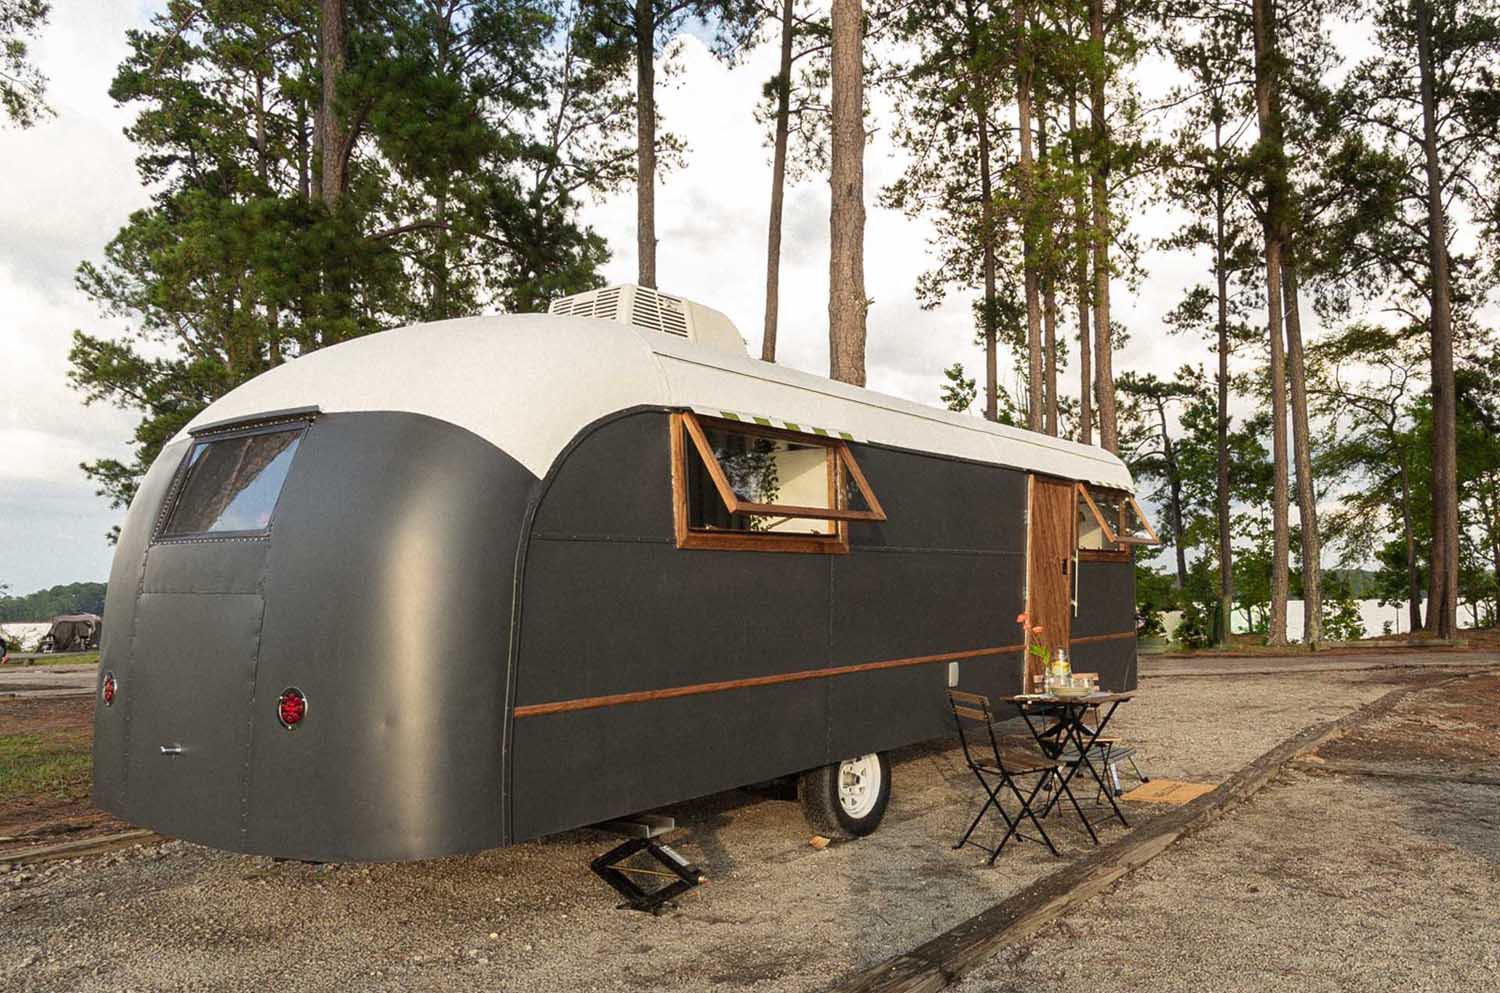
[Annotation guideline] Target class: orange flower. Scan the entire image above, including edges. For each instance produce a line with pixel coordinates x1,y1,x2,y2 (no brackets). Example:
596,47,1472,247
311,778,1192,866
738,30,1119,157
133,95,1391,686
1015,612,1028,625
1032,625,1044,635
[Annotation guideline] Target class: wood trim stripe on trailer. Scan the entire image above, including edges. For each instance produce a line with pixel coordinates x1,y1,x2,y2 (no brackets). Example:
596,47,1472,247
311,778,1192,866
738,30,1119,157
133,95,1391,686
1070,631,1138,646
511,630,1137,718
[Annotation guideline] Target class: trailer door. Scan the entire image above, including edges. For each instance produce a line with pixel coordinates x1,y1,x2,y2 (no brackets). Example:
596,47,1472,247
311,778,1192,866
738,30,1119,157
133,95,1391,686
1025,476,1075,690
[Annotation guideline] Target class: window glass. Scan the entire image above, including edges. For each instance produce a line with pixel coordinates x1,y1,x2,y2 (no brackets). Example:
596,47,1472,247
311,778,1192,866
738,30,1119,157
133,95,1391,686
1078,494,1114,550
837,455,874,515
1078,484,1158,549
686,426,832,535
160,429,303,537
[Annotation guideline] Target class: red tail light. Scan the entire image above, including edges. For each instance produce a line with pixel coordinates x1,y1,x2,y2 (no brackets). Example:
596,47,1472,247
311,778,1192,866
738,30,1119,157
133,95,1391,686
102,672,117,706
277,688,307,728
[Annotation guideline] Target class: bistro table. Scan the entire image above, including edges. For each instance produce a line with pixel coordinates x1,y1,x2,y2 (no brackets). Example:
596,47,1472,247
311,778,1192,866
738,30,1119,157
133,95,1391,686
995,690,1137,845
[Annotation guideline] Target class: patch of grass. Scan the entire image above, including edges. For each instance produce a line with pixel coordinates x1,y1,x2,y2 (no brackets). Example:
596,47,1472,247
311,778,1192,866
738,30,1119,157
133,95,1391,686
0,733,92,803
6,652,100,667
43,652,101,667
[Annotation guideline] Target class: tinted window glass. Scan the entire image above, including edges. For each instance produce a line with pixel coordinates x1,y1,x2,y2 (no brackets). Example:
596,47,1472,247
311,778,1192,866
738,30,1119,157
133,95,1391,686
160,429,303,536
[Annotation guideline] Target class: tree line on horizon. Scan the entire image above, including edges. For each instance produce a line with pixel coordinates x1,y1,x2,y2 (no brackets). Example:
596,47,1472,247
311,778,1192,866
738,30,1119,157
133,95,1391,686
3,0,1498,646
0,582,109,623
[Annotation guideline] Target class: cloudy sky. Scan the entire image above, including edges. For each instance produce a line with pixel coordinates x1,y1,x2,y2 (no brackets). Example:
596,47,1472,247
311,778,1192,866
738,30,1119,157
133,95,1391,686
0,2,1219,595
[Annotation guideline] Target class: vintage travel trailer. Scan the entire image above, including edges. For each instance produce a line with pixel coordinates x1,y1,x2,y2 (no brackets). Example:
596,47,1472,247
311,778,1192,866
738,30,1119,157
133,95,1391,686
92,285,1156,862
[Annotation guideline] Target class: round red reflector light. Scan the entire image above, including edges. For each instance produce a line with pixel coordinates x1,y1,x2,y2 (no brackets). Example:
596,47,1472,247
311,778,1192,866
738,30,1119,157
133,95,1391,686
102,672,116,706
277,688,307,728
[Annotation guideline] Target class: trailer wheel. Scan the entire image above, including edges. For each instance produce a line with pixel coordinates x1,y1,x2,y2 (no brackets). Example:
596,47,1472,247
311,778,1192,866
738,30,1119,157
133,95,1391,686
799,753,891,839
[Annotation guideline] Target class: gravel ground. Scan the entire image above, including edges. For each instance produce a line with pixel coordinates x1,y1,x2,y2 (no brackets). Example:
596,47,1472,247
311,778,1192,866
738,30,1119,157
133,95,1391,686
953,771,1500,993
0,666,1459,993
954,669,1500,993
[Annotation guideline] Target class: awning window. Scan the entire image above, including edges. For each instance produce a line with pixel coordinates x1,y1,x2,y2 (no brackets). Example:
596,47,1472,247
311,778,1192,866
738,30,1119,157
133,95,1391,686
1077,483,1159,550
674,412,886,551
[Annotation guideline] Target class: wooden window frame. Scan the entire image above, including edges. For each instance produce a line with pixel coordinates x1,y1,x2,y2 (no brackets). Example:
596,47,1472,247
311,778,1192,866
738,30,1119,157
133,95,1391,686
670,412,887,555
1076,483,1160,560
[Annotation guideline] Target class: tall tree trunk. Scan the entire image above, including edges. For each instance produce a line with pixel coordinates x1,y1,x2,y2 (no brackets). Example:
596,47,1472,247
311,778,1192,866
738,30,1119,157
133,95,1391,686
1398,456,1423,632
1157,401,1188,589
1282,256,1321,645
976,87,999,422
761,0,795,363
318,0,349,206
1089,0,1117,452
1070,92,1092,445
434,188,450,317
1415,0,1459,639
1039,104,1059,436
1017,0,1042,430
1252,0,1291,646
635,0,657,288
829,0,866,386
1214,148,1233,646
298,102,311,201
1487,474,1500,625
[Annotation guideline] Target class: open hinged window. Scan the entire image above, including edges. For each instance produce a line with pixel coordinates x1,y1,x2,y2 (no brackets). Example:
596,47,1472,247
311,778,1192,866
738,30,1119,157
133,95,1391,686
1077,483,1160,558
671,412,886,553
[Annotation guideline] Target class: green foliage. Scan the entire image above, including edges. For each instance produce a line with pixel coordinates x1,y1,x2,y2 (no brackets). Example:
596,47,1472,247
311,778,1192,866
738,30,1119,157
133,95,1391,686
0,0,50,126
70,1,624,532
1172,599,1213,650
1134,561,1173,637
940,362,977,412
752,0,832,181
0,583,107,621
1320,572,1365,642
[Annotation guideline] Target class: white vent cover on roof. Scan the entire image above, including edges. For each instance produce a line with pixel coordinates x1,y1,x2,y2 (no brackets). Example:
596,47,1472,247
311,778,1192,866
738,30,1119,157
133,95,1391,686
548,285,747,356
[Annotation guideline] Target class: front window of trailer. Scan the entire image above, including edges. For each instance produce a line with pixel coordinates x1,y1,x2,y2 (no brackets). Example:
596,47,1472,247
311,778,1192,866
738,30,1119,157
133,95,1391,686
159,427,305,537
673,413,886,551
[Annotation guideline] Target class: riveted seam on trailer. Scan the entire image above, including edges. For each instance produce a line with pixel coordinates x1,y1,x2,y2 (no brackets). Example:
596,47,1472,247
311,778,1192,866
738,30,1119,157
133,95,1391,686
501,404,674,846
188,405,321,437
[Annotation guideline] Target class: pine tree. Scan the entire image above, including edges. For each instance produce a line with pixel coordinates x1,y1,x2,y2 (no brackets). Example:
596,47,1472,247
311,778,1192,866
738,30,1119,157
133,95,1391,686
573,0,759,288
756,0,829,361
69,1,618,529
0,0,49,126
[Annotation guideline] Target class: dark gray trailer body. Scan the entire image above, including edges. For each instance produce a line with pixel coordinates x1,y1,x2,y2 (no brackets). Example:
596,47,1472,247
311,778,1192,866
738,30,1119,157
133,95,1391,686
92,305,1140,863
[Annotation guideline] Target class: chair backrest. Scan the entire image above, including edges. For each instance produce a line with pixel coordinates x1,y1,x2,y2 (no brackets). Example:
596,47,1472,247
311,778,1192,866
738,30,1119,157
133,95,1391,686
947,689,1001,770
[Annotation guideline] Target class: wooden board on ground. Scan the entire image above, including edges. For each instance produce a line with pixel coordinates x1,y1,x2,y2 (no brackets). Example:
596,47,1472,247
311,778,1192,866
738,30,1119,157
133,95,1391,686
1122,779,1217,805
0,829,158,865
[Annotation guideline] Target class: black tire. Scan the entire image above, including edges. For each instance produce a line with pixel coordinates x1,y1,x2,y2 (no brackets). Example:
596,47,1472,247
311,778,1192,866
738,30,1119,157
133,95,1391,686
798,752,892,839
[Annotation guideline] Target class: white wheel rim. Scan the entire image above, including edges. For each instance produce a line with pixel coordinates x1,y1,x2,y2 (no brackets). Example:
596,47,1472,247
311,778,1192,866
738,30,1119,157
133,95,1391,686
837,754,881,819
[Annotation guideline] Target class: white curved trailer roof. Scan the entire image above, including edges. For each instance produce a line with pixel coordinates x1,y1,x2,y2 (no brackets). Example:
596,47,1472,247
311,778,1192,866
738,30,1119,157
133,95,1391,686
179,314,1135,490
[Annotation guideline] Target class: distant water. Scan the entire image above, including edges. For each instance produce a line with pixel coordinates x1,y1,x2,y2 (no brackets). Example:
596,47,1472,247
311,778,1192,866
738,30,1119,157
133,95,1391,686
1162,599,1463,642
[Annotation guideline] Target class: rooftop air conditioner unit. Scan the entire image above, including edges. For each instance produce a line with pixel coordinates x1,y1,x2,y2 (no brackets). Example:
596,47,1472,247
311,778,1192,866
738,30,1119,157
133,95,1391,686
547,285,748,356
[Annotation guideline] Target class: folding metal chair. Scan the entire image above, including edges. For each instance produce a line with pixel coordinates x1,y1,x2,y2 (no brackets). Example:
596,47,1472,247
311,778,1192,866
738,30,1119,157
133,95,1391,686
946,690,1060,862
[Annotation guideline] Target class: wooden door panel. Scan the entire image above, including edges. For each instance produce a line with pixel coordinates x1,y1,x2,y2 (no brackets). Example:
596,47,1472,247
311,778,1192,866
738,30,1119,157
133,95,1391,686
1025,477,1075,690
